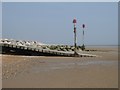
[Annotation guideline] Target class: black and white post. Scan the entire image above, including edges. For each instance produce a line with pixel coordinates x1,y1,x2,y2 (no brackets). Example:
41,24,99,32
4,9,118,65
82,24,85,50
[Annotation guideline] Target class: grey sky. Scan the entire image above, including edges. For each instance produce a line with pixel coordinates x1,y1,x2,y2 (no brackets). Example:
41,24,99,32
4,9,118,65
2,2,118,45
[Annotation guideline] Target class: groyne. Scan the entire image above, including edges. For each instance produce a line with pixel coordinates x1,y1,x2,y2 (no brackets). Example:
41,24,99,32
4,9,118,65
0,39,97,57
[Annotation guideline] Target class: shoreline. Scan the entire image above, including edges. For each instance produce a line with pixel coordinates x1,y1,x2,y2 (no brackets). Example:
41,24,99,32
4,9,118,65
2,46,118,88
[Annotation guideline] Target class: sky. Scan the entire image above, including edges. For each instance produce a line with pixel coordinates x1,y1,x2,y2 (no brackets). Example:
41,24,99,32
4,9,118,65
0,2,2,39
2,2,118,45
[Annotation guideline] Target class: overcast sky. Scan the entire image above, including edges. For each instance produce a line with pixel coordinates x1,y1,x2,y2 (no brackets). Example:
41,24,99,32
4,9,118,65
2,2,118,45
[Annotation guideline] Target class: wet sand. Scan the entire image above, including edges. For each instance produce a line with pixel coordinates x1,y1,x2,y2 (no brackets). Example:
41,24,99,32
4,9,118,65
2,46,118,88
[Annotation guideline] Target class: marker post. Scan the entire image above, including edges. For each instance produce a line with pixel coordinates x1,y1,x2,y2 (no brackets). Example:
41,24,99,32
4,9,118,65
73,19,78,56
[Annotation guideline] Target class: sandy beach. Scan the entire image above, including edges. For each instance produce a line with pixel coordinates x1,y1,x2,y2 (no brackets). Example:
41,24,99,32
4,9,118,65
2,46,118,88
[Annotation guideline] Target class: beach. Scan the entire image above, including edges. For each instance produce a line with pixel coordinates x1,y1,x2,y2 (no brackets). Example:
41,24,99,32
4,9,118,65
2,46,118,88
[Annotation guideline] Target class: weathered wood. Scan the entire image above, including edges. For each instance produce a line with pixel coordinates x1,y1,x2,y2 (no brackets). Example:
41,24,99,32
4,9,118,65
0,43,97,57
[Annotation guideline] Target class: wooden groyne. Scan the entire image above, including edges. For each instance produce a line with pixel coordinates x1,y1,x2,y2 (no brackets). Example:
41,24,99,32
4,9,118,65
0,43,97,57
